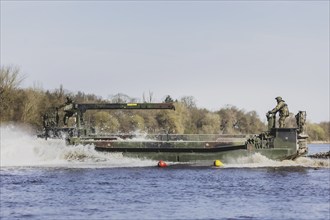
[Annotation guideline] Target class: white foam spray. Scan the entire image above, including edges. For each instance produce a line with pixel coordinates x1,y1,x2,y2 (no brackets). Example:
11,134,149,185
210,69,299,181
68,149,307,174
224,152,330,168
0,124,156,168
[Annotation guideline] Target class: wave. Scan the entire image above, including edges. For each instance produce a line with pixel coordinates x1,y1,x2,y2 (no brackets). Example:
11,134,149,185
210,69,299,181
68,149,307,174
0,124,156,168
224,152,329,169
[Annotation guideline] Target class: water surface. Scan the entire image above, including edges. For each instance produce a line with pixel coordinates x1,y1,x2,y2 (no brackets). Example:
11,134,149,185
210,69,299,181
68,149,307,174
1,125,329,220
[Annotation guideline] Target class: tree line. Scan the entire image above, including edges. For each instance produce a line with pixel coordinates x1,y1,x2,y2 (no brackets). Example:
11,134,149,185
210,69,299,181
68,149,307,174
1,66,329,142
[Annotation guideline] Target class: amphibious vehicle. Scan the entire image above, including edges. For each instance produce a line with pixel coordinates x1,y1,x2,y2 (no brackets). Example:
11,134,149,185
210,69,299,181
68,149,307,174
39,102,308,163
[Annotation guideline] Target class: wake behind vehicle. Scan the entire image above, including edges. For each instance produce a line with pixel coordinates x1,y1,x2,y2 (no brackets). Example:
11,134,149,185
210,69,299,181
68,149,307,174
39,101,308,163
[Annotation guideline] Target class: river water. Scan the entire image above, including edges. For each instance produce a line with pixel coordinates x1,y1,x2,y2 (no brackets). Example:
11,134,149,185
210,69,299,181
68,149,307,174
1,125,329,220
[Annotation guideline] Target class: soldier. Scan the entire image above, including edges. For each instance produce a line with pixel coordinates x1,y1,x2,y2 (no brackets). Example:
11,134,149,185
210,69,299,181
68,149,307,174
268,96,290,128
61,96,75,126
42,113,49,129
55,107,60,126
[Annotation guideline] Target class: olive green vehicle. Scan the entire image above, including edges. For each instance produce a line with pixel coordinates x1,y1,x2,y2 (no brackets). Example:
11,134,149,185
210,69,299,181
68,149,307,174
39,102,308,163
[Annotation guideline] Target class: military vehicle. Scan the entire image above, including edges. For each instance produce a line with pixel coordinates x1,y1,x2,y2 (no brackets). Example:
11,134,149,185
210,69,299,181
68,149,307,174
39,102,308,163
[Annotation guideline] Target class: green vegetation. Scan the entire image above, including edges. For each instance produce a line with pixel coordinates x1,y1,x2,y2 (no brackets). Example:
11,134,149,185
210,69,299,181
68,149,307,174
1,66,329,142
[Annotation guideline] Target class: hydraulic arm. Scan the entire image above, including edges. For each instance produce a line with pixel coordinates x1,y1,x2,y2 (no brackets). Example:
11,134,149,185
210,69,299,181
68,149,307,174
77,103,175,113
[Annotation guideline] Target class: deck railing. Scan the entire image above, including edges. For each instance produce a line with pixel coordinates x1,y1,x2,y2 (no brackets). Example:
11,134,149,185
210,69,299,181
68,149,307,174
84,133,250,142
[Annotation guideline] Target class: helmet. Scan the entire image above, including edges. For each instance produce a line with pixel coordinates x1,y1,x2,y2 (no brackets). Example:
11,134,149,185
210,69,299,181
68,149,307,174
275,96,282,101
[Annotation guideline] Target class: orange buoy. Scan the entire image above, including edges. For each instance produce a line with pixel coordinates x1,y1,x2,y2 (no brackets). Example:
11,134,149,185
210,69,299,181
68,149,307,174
158,160,167,167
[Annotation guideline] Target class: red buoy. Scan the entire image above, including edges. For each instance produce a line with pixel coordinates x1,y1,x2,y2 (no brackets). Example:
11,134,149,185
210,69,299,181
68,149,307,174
158,160,167,167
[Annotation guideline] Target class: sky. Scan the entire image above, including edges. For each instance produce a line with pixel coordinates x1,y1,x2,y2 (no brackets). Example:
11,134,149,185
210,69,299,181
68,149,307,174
1,1,329,123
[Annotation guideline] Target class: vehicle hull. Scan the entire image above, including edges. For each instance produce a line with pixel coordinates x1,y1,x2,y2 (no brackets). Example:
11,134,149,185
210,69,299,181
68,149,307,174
66,130,306,163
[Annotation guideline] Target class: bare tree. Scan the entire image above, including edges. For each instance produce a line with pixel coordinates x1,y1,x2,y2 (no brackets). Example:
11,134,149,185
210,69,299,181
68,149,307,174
180,96,197,109
142,90,154,103
148,90,153,102
0,65,25,122
142,92,146,103
0,65,24,96
109,93,138,103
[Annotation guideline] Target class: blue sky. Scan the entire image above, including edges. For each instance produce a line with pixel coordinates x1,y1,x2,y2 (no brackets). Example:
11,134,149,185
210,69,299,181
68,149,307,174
1,1,329,123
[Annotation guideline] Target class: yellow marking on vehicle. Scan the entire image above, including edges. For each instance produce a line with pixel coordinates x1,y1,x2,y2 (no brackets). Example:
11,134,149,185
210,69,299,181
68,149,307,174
127,103,138,106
